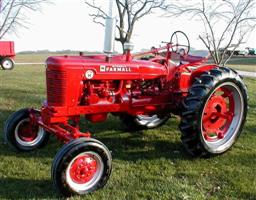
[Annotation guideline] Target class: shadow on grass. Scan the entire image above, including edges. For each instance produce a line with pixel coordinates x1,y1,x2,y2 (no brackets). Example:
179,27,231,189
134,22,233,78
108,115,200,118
0,109,193,198
0,178,57,199
245,124,256,134
0,109,14,124
1,109,190,161
96,131,190,161
86,116,192,161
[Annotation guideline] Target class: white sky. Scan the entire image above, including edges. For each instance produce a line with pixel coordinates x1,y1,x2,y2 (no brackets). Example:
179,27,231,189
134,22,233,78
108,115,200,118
4,0,256,53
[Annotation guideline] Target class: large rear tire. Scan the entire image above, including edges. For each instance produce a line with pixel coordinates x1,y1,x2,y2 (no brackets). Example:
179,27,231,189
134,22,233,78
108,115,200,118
179,67,248,157
52,138,112,197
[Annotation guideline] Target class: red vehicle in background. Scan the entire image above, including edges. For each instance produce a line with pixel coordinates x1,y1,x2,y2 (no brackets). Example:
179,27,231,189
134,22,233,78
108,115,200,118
0,41,15,70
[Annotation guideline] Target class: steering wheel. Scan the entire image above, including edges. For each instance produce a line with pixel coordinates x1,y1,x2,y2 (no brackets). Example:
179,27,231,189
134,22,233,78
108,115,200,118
170,31,190,56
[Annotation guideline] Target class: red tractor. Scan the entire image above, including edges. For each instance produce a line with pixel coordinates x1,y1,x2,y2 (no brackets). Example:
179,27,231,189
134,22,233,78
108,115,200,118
4,31,248,197
0,41,15,70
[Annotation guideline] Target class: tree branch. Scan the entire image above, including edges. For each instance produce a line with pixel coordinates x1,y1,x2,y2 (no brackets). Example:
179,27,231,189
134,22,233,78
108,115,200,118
0,0,50,39
85,0,168,53
166,0,256,65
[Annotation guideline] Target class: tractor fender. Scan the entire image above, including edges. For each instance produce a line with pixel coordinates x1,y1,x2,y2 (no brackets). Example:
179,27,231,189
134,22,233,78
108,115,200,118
178,64,217,91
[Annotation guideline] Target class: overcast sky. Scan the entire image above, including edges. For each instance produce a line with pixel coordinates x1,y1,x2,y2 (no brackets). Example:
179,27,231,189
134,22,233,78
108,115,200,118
4,0,256,53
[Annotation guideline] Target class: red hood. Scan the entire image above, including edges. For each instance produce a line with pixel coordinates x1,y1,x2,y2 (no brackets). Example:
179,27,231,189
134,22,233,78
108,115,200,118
46,55,167,80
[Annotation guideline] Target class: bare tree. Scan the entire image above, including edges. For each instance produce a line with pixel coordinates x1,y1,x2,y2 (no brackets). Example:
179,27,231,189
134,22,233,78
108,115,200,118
166,0,256,65
85,0,168,53
0,0,49,40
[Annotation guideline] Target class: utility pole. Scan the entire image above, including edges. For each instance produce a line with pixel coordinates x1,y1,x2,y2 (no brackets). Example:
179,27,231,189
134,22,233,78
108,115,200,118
103,0,116,54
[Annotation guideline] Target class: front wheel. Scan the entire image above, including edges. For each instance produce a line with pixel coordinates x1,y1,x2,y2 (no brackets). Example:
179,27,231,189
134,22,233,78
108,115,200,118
179,67,248,157
51,138,112,197
4,108,49,151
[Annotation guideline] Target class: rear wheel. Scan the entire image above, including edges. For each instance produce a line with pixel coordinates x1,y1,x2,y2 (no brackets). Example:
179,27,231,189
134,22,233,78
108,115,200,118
1,57,14,70
52,138,112,197
179,67,248,156
4,108,49,151
120,114,169,131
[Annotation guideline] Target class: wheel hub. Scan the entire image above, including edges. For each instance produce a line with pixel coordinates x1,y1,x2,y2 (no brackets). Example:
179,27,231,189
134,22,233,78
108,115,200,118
69,154,98,184
203,95,227,131
202,87,235,141
2,60,12,69
17,120,38,142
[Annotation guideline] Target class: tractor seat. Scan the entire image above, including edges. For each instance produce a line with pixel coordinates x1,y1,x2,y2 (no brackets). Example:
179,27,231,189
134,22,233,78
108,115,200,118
181,50,210,65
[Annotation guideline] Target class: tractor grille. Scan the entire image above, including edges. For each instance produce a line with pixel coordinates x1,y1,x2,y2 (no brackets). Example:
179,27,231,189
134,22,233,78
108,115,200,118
46,70,67,106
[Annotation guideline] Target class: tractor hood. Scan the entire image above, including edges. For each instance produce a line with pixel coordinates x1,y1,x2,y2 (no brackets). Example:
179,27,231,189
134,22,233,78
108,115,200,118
46,55,167,80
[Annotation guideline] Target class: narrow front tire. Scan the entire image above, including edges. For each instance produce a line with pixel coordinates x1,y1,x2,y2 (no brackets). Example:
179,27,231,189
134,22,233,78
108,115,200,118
51,138,112,197
4,108,49,151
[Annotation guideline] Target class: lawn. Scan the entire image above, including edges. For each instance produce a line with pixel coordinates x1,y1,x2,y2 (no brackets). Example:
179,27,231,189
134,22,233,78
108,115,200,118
0,63,255,199
208,56,256,72
227,57,256,72
15,53,76,63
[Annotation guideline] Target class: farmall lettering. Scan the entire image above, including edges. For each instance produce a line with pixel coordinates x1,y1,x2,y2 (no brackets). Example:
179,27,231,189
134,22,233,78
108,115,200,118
100,65,132,72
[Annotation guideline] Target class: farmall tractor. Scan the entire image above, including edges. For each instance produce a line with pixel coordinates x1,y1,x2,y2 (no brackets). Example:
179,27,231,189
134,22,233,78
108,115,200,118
3,7,248,197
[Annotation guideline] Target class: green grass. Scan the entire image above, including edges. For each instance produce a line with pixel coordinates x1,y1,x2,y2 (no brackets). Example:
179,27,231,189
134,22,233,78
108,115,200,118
15,53,78,63
210,56,256,72
228,65,256,72
14,52,95,63
15,54,50,63
227,56,256,72
0,64,256,199
227,57,256,66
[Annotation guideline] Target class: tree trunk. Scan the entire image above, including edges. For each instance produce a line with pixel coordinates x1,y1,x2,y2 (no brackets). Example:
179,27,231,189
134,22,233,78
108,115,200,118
121,42,125,54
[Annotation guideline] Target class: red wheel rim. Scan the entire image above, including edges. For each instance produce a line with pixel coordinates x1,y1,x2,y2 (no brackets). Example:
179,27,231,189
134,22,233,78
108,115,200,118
15,118,45,147
202,86,235,142
66,152,104,192
17,120,38,142
69,154,98,184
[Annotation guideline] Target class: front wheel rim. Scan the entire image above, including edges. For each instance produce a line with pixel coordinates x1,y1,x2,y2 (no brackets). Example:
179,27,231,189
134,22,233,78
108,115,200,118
66,152,104,193
14,118,45,147
201,82,244,152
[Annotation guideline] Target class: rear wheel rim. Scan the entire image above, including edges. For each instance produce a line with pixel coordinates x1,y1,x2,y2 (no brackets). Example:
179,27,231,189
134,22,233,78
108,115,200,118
66,152,104,193
135,114,169,128
201,82,244,152
14,118,44,147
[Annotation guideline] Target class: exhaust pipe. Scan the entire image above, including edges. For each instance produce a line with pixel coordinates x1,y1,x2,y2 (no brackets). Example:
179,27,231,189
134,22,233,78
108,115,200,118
104,0,116,54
